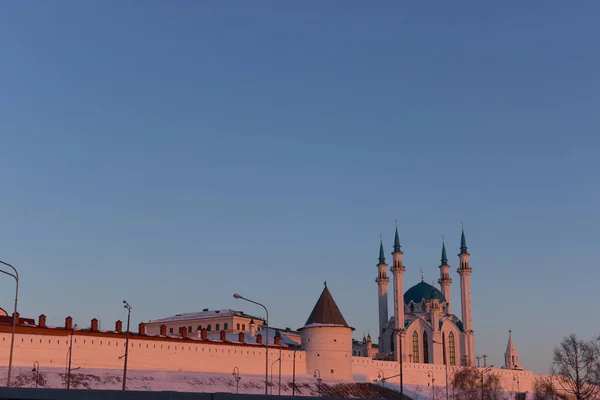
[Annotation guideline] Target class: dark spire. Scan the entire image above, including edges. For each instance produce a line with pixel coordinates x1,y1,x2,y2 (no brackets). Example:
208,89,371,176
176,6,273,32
441,240,448,266
378,237,386,264
302,285,350,328
393,219,401,253
460,223,468,254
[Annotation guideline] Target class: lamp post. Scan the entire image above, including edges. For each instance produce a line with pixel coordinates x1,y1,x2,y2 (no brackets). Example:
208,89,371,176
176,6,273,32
122,300,132,391
270,357,280,395
66,324,78,389
234,293,269,396
395,328,405,400
314,369,322,397
233,367,241,394
427,370,435,400
479,365,494,400
32,361,40,389
0,260,19,387
292,349,297,396
433,339,449,400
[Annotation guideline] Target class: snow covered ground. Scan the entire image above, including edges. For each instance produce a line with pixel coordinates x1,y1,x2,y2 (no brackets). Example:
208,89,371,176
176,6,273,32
0,366,530,399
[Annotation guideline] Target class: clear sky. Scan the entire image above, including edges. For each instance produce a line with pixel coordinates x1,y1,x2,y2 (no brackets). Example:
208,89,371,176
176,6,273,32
1,1,599,375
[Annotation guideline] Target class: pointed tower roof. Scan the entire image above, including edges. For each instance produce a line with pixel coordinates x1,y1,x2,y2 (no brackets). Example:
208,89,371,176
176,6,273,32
378,239,386,264
393,224,402,253
460,225,468,254
301,283,352,329
506,329,517,354
441,240,448,266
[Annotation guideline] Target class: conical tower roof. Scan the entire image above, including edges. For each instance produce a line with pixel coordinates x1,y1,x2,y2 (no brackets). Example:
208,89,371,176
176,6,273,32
506,330,517,354
301,283,352,329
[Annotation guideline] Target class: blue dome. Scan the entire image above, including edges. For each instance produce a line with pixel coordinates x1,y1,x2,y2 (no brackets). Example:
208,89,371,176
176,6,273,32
404,281,447,304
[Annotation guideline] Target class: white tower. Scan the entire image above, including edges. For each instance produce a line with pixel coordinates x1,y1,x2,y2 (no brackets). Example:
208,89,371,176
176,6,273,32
457,226,475,366
300,283,354,381
375,237,389,355
504,330,523,370
438,237,452,314
390,224,406,362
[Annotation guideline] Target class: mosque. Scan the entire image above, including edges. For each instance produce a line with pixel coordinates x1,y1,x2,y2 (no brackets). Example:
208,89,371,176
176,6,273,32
359,225,522,370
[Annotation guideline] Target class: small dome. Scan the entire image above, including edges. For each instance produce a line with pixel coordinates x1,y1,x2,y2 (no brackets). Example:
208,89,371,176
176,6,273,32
404,281,446,305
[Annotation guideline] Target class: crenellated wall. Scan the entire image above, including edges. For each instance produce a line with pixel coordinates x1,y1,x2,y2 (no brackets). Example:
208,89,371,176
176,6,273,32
0,325,306,377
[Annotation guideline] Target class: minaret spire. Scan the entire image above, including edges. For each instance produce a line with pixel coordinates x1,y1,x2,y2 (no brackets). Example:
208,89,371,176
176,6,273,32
379,233,386,264
441,235,448,265
394,218,401,252
460,222,468,254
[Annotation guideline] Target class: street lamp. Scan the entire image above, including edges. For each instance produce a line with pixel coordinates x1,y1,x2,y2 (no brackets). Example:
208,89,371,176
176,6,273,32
314,369,322,397
270,357,281,395
232,367,241,394
122,300,132,391
0,260,19,387
479,365,494,400
234,293,269,396
394,328,405,400
427,370,435,400
66,324,78,389
32,361,40,389
375,370,386,388
433,338,449,400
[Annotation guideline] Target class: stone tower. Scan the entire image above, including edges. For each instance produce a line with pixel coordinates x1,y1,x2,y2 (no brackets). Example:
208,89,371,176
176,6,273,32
375,238,389,355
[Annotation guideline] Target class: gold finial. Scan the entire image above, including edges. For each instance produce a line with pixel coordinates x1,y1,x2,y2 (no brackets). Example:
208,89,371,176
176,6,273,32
420,268,424,282
395,218,398,229
442,233,445,244
461,220,464,231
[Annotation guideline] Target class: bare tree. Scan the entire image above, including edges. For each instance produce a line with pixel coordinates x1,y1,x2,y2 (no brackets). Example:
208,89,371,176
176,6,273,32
551,334,600,400
533,376,567,400
451,366,503,400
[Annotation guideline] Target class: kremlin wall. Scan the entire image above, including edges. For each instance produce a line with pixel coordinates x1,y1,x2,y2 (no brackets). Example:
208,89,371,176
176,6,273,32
0,285,541,395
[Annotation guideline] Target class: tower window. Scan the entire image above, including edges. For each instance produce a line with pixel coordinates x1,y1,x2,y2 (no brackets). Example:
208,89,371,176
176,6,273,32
412,331,420,363
449,332,456,365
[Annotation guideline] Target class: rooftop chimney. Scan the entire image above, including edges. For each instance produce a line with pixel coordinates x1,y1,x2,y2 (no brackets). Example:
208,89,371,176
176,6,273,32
65,316,73,330
91,318,99,332
274,335,281,345
160,324,167,336
138,323,146,335
181,327,188,338
256,333,263,345
38,314,46,328
115,320,123,333
238,332,245,343
13,312,20,326
220,330,227,342
201,328,207,340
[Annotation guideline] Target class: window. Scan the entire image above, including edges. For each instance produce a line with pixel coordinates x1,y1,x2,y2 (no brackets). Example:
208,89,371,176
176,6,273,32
449,332,456,365
423,331,429,364
179,327,184,335
169,328,173,334
207,324,211,331
188,326,192,333
412,331,420,363
242,324,245,330
216,324,220,331
224,323,228,330
237,323,240,330
197,325,202,331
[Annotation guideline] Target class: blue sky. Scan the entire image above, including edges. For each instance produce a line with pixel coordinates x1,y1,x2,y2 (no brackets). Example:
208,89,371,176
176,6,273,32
1,1,599,374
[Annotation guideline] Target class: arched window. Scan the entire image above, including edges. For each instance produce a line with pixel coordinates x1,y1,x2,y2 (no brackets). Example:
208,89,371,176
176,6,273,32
412,331,419,363
423,331,429,364
449,332,456,365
